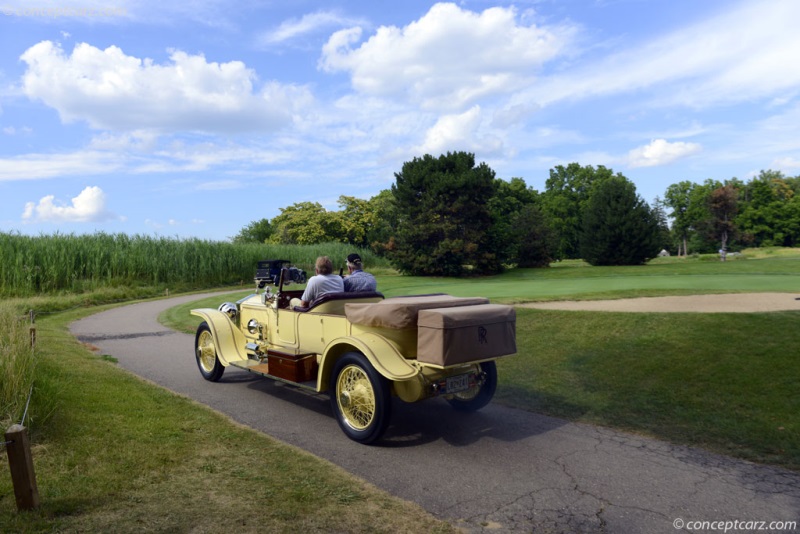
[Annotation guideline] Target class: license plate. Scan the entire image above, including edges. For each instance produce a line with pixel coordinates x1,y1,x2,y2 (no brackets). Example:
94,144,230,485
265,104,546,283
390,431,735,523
446,374,470,394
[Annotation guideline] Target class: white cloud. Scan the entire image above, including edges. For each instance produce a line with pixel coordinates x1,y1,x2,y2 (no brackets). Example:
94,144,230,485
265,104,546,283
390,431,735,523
519,1,800,109
627,139,701,168
772,157,800,170
259,10,368,46
88,130,159,151
3,126,34,136
0,0,236,28
414,106,502,156
21,186,118,222
320,3,575,110
20,41,313,133
0,151,121,181
492,103,541,129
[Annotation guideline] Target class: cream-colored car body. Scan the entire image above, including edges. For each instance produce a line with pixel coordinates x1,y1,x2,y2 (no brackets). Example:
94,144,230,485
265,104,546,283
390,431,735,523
191,269,517,444
191,290,501,403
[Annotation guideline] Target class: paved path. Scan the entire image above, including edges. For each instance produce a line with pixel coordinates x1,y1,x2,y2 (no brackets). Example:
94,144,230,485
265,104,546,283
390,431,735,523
70,293,800,533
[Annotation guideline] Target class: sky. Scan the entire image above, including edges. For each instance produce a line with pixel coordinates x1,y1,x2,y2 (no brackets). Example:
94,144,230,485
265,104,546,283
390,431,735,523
1,0,799,241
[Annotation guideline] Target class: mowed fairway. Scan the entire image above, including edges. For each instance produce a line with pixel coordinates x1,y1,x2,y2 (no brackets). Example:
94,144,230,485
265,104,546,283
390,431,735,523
376,254,800,302
163,251,800,470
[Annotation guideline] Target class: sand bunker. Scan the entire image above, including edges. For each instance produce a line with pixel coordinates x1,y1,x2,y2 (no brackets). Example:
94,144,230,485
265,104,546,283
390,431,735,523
518,293,800,313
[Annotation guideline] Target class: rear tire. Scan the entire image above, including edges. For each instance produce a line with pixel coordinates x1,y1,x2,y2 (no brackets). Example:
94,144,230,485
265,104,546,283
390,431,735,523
195,321,225,382
446,361,497,412
330,352,391,444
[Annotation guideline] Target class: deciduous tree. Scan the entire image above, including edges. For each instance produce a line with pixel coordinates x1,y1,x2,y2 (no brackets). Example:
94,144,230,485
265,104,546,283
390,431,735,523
541,163,619,259
269,202,344,245
232,218,273,244
488,177,539,264
513,203,556,267
707,184,739,252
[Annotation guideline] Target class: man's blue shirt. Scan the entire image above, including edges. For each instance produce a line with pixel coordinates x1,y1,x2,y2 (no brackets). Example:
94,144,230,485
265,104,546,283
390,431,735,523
343,269,377,292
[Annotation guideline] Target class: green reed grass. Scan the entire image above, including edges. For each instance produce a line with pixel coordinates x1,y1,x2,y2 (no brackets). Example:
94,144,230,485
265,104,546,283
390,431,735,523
0,232,391,297
0,304,36,428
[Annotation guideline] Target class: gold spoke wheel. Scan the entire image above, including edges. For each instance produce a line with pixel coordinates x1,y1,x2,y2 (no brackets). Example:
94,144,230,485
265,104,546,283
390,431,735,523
197,329,217,373
329,352,390,444
194,322,224,382
336,365,377,430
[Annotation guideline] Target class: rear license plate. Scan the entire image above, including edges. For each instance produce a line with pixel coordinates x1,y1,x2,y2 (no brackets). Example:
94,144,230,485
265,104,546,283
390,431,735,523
446,374,470,394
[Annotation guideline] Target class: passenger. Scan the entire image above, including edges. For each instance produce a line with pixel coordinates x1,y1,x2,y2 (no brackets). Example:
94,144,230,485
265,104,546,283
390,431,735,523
343,253,377,292
291,256,344,308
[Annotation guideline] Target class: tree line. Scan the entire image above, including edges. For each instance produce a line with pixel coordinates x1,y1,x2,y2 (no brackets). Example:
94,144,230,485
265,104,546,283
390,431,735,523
233,152,800,275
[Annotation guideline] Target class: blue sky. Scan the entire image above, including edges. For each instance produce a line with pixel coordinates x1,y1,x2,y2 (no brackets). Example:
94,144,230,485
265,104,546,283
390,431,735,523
2,0,799,241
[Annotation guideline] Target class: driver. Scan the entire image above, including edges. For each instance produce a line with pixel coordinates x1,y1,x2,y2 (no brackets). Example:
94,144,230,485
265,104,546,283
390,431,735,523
290,256,343,309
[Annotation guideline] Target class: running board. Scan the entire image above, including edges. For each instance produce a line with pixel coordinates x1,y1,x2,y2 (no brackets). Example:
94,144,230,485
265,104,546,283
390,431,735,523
228,359,317,392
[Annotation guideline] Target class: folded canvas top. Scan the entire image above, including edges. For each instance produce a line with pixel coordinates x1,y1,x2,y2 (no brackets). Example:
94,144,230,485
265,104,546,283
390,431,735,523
345,294,490,329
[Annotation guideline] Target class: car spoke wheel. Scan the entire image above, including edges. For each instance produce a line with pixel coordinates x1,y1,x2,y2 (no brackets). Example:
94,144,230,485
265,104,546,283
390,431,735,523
446,361,497,412
195,321,225,382
330,352,390,444
337,365,376,430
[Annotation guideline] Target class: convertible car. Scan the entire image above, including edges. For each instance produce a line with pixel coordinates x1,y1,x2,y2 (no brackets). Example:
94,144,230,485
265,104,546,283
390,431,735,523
191,260,517,444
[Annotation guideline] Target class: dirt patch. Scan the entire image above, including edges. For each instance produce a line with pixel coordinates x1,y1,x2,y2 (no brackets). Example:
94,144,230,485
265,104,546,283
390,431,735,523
518,293,800,313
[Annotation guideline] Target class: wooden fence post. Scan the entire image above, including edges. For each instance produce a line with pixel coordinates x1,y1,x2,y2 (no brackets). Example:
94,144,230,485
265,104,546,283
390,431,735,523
29,310,36,348
4,424,40,510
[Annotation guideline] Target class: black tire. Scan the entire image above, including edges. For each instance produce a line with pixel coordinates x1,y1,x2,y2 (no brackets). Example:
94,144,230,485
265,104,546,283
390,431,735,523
195,321,225,382
446,361,497,412
330,352,391,444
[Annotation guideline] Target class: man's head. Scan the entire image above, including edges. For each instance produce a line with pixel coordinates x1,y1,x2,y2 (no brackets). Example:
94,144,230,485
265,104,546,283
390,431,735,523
346,253,362,272
315,256,333,275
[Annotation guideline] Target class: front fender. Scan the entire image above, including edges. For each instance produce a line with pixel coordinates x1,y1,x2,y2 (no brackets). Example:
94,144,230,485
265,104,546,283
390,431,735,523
317,333,419,392
190,308,247,366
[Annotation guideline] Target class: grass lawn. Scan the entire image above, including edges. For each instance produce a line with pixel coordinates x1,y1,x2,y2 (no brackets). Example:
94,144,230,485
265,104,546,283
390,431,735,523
505,308,800,469
379,252,800,303
0,305,455,533
161,251,800,471
4,251,798,530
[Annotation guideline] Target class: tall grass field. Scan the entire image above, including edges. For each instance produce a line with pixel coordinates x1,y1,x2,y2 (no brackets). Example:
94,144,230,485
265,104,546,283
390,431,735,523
0,232,390,297
0,305,35,428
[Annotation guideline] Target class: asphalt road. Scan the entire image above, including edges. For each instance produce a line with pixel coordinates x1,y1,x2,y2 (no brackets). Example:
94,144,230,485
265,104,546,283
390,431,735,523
70,293,800,534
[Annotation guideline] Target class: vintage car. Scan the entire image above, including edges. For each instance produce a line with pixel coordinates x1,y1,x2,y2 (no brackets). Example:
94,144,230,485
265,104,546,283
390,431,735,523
191,260,517,444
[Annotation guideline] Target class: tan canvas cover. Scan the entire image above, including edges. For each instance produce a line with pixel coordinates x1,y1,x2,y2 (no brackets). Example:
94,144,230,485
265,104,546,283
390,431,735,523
345,295,489,329
417,304,516,367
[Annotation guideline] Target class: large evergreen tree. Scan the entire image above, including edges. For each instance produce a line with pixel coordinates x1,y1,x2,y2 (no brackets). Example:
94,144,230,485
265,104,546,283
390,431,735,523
389,152,499,276
579,176,660,266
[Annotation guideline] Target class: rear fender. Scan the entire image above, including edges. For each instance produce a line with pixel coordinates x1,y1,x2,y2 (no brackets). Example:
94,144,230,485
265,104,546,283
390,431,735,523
318,333,419,392
190,309,247,365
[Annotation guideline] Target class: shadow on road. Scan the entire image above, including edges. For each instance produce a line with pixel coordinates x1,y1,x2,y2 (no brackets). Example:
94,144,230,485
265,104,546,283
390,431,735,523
226,368,568,449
